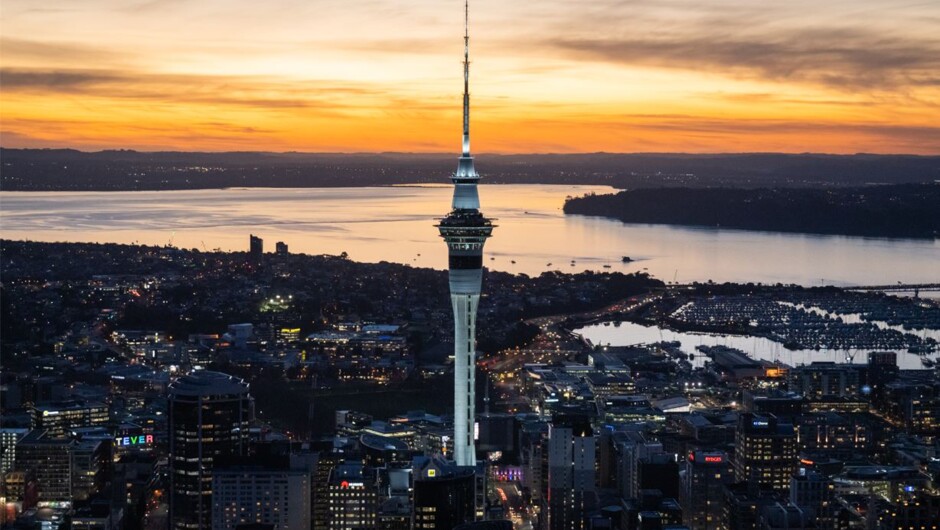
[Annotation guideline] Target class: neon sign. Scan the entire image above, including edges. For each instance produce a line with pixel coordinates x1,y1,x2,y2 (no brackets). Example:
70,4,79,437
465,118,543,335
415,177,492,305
704,456,723,463
116,434,154,446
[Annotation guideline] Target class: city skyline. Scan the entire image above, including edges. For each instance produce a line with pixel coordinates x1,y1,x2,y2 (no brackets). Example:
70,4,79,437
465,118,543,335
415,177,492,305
1,1,939,529
2,0,939,154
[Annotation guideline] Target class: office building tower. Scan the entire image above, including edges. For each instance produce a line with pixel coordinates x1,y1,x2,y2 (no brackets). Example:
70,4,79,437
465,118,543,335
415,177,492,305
249,234,263,263
212,463,311,530
679,451,733,530
31,401,109,438
276,241,289,255
613,432,663,501
788,363,863,399
313,452,343,530
71,439,107,502
638,453,680,500
436,0,494,468
545,408,596,530
412,456,476,530
789,469,834,530
168,371,253,530
1,428,29,476
14,429,74,504
733,414,797,494
328,462,378,530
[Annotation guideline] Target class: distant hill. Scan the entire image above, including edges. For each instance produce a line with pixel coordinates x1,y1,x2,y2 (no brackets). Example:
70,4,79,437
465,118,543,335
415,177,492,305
1,149,938,191
563,183,940,239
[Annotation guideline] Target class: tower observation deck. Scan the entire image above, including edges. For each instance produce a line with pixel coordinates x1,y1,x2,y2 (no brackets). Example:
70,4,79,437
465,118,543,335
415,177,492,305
436,0,493,468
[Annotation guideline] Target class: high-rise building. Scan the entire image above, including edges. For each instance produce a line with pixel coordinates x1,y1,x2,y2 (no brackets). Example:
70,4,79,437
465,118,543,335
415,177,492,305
545,408,596,530
313,452,343,530
0,428,29,476
436,0,494,468
613,431,663,501
249,234,264,263
789,469,834,530
275,241,289,255
168,371,253,530
412,456,476,530
71,439,108,502
733,414,797,494
211,463,311,530
14,429,74,504
679,451,733,530
328,462,378,530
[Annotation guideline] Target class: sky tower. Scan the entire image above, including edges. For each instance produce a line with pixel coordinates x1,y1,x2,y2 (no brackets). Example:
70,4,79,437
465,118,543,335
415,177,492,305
436,0,493,467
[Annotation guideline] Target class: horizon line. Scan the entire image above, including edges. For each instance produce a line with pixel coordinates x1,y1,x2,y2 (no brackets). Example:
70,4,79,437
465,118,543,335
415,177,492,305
2,146,938,158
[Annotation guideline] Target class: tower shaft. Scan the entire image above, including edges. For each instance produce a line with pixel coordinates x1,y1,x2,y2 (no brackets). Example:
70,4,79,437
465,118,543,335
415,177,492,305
451,293,479,466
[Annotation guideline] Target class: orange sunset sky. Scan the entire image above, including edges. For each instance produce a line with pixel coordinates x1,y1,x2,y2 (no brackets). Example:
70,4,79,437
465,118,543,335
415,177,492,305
1,0,939,154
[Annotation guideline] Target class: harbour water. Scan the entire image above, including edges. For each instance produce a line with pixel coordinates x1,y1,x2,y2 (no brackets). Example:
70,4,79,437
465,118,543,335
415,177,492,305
575,320,932,370
1,185,938,286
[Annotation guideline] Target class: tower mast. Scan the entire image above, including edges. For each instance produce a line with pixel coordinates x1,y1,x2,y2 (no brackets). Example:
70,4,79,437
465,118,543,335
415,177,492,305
462,0,470,157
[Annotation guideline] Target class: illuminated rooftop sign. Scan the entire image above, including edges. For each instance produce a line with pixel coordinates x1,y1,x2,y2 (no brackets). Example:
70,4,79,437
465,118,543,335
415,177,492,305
116,434,154,447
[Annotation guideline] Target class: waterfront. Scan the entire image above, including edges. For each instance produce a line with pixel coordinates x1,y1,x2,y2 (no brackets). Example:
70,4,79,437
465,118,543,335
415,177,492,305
575,320,932,370
1,185,938,286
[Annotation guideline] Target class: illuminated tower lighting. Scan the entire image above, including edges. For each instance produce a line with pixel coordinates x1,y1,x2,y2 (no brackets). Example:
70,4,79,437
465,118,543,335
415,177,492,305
436,0,494,467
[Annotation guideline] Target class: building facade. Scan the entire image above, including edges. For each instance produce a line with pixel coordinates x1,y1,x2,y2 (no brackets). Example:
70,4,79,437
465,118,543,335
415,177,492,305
412,456,476,530
211,465,311,530
680,451,733,530
168,371,252,530
733,414,797,494
545,409,596,530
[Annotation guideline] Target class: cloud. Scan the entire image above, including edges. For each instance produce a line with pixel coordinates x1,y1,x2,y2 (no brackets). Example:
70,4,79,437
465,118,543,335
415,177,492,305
1,69,126,89
547,27,940,90
0,67,394,112
0,37,128,67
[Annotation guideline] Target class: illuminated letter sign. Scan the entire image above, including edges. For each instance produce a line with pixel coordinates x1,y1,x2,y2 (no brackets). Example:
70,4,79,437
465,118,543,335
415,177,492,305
704,456,723,463
115,434,155,447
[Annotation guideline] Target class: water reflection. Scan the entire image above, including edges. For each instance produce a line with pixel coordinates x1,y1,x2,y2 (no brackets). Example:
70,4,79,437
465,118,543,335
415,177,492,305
1,185,937,286
575,321,927,370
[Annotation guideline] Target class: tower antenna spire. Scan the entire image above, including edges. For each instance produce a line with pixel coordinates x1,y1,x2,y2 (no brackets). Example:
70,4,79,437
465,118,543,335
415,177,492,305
462,0,471,156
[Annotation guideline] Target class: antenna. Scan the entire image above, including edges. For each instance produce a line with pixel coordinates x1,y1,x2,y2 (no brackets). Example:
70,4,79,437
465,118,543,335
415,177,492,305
462,0,471,156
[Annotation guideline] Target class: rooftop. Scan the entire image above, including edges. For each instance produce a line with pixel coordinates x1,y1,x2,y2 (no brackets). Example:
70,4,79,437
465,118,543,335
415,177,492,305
168,370,249,397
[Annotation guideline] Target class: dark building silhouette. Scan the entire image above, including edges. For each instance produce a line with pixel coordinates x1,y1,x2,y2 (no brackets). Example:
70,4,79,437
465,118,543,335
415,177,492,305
249,234,263,264
168,371,252,530
412,456,476,530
